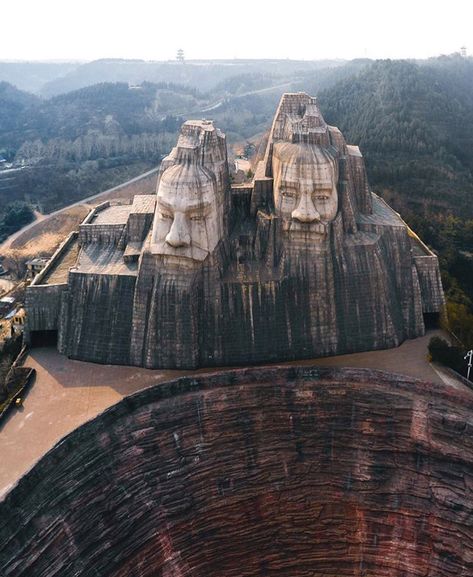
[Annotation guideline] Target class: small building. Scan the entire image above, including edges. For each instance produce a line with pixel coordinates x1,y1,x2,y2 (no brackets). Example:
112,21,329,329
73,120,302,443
234,158,251,174
0,296,15,317
26,257,49,280
11,308,26,333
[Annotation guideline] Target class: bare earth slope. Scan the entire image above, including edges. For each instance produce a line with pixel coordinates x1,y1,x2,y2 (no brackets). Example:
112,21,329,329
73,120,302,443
1,168,158,260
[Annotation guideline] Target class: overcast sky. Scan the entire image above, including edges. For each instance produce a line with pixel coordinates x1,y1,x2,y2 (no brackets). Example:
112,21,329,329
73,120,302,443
2,0,471,61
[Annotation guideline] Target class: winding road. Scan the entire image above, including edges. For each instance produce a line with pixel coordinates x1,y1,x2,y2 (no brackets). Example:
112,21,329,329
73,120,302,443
0,167,158,252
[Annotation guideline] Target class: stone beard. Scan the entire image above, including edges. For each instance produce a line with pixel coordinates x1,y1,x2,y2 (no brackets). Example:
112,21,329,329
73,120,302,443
272,142,339,241
150,160,224,262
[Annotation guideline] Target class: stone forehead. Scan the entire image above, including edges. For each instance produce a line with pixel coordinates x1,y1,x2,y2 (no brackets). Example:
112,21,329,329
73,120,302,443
273,142,337,166
159,163,216,195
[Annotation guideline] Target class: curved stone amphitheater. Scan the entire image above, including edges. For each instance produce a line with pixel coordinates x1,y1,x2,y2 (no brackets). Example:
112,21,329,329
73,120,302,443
1,366,473,576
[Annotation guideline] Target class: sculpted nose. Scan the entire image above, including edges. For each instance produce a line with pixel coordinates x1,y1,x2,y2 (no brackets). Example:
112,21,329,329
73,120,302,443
291,194,320,223
165,212,191,247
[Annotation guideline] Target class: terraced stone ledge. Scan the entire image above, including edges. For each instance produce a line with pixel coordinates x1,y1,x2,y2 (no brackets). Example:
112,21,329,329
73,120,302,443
1,366,473,577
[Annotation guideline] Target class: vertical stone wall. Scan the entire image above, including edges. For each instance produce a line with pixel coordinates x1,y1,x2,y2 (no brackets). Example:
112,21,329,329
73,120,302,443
414,255,446,313
60,272,136,364
25,231,79,340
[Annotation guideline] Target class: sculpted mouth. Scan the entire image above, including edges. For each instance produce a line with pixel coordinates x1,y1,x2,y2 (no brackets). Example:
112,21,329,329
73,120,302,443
284,221,327,236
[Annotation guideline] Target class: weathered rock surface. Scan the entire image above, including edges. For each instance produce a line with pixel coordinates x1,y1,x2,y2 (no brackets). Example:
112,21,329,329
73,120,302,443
26,93,445,368
1,367,473,576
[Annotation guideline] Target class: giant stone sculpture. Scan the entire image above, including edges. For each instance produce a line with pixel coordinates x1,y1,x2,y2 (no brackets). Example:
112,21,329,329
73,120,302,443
25,93,445,368
150,120,226,261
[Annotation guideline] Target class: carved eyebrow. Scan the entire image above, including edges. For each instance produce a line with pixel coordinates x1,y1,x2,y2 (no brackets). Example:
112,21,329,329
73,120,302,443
158,199,212,212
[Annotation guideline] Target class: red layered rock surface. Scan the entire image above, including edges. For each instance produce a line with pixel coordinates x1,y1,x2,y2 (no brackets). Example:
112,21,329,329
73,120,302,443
1,366,473,576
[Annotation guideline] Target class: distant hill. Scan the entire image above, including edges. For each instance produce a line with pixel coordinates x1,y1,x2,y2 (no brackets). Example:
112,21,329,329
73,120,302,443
319,56,473,217
0,82,40,155
36,58,346,97
0,62,81,94
0,59,369,217
0,81,192,215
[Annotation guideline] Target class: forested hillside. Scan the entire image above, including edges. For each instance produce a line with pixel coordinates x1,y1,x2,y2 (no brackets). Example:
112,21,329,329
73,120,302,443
0,60,363,223
319,56,473,344
0,82,188,221
1,56,472,347
319,57,473,216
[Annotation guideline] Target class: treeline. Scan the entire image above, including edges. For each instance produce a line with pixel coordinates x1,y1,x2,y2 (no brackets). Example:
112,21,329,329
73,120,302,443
0,82,189,217
13,161,154,214
0,202,34,242
15,132,176,164
319,57,473,217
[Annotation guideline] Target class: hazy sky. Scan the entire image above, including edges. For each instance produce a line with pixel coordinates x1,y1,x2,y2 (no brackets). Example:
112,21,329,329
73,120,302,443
2,0,472,61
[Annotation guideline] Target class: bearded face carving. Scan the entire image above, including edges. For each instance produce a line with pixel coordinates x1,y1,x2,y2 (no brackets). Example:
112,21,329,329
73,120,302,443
272,142,339,240
151,162,223,262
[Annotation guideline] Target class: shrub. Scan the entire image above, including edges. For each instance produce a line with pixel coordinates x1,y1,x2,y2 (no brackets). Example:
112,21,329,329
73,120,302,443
428,336,467,375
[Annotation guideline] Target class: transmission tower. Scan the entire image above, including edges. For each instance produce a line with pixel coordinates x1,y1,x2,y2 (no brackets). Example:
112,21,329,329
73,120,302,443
176,49,185,63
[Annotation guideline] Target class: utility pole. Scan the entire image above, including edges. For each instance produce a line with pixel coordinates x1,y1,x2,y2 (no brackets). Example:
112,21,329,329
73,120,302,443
465,350,473,381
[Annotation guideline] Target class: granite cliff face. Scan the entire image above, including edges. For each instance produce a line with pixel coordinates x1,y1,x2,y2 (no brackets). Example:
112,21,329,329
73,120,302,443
1,367,473,576
26,93,444,368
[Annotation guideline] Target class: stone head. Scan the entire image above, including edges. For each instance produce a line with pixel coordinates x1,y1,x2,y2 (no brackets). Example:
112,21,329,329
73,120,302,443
150,122,226,262
272,142,339,241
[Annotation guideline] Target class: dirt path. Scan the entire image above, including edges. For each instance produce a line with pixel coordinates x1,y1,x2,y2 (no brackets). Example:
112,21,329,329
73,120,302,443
0,168,158,253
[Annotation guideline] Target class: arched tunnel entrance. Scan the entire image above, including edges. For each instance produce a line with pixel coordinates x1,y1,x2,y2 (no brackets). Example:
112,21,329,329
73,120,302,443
29,330,58,347
423,312,441,329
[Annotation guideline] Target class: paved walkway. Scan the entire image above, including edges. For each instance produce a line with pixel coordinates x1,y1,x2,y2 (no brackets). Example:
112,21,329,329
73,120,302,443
0,329,470,498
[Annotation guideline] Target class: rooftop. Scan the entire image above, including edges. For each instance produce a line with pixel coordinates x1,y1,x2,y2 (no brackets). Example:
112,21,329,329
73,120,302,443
357,194,405,228
130,194,156,214
75,243,137,276
346,144,362,158
41,238,80,285
91,205,132,226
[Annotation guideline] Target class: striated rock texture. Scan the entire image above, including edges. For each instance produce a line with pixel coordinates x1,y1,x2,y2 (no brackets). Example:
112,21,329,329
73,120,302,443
26,93,444,368
1,367,473,576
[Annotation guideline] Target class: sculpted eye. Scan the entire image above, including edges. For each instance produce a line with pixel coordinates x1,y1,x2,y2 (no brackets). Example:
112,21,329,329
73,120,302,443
281,191,296,199
190,214,205,221
159,211,173,220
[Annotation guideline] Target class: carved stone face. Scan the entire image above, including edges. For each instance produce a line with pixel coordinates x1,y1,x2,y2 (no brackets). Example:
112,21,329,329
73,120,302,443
151,163,223,261
272,142,339,240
